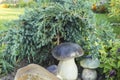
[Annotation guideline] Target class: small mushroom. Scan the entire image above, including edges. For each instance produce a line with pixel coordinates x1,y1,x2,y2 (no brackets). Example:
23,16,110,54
80,58,100,80
52,42,84,80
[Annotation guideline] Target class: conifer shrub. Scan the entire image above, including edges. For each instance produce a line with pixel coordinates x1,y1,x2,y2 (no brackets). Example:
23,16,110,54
0,0,115,74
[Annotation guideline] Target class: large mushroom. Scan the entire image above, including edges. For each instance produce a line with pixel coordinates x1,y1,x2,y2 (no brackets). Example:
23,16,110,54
52,42,84,80
80,58,100,80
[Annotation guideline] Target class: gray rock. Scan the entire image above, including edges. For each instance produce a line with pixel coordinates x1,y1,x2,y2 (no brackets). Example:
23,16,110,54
46,65,58,75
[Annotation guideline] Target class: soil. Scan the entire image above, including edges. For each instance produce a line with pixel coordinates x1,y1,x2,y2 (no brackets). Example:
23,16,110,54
0,72,15,80
0,59,28,80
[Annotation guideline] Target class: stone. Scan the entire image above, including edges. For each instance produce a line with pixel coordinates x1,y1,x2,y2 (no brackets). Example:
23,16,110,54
46,65,58,75
14,64,59,80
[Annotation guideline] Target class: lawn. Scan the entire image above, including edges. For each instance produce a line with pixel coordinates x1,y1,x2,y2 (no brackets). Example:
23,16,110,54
0,8,24,30
96,14,120,39
108,17,120,38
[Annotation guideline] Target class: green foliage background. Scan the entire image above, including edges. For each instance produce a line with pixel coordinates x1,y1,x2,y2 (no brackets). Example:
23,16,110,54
99,40,120,80
108,0,120,38
0,0,116,77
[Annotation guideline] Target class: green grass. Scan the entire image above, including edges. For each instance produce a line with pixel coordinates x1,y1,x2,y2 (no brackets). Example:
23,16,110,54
95,14,120,39
108,16,120,39
112,26,120,38
0,8,24,30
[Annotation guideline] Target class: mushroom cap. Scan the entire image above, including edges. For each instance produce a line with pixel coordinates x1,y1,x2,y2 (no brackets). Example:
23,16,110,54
52,42,84,60
80,58,100,69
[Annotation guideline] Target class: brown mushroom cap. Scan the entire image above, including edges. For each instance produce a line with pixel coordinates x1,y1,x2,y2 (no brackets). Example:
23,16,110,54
52,42,84,60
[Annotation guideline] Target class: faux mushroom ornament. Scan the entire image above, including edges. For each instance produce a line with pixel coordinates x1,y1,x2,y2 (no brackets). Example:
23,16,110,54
80,58,100,80
52,42,84,80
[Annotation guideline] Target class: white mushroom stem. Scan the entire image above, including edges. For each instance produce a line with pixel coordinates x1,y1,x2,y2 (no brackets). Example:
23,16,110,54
57,58,78,80
82,69,97,80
